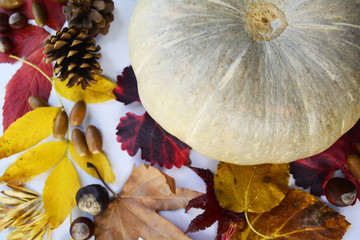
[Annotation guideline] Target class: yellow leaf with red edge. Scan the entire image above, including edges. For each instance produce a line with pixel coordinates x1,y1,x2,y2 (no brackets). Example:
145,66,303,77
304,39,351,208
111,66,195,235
43,156,80,229
0,141,67,185
0,107,61,159
68,142,115,183
234,189,350,240
214,162,289,213
53,74,116,103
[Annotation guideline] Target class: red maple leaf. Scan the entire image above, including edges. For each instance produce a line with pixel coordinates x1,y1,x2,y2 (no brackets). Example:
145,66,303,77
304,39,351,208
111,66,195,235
185,167,246,238
291,120,360,201
113,66,140,105
116,112,191,168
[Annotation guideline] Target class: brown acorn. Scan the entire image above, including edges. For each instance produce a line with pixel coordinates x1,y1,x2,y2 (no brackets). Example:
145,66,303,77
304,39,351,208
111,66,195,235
85,125,102,154
72,128,88,157
347,154,360,183
325,177,356,207
53,110,68,140
0,0,23,9
76,184,110,216
70,217,94,240
28,95,48,109
32,1,47,27
69,101,86,126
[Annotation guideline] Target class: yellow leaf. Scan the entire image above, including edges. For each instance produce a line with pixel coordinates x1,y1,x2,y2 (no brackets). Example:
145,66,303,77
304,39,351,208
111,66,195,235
0,141,67,185
53,74,116,103
214,162,289,213
0,107,61,159
43,156,80,229
68,142,115,183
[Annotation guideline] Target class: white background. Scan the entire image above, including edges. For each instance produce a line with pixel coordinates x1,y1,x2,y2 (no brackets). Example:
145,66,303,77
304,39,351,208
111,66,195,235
0,0,359,239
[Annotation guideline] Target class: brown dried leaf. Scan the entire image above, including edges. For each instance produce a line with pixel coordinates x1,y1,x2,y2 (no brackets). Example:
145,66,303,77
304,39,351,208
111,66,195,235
214,162,289,213
94,164,201,240
234,189,350,240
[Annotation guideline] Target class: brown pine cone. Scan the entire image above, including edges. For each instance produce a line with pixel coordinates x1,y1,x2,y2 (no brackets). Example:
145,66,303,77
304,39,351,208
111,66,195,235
63,0,114,37
43,27,102,90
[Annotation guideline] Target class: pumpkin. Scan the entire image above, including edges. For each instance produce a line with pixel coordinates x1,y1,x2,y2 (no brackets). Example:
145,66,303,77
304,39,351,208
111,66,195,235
128,0,360,165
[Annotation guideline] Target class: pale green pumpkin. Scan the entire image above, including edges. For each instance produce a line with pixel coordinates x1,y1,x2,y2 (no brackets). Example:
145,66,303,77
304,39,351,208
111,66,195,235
129,0,360,164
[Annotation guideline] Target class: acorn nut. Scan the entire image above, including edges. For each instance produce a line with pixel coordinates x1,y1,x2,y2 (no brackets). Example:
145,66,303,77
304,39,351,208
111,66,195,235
86,125,102,154
0,0,23,9
72,129,88,157
325,177,356,207
0,37,13,54
347,154,360,183
0,13,10,33
70,217,94,240
76,184,110,216
9,12,27,30
28,95,48,109
32,1,47,27
69,100,86,126
53,110,68,140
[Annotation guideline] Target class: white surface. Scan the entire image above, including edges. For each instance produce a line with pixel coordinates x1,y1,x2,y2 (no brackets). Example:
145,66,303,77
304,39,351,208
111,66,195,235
0,0,359,239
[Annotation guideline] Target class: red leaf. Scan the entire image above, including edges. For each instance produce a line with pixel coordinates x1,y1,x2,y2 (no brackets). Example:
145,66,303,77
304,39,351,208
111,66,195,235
0,0,66,31
0,25,50,64
113,66,141,105
116,112,191,168
291,120,360,200
185,167,246,237
2,47,52,130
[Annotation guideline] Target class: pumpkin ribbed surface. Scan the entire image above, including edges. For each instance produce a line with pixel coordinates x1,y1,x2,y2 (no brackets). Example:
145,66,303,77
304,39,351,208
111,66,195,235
129,0,360,164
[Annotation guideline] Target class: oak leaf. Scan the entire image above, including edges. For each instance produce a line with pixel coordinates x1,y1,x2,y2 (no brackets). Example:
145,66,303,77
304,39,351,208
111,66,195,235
0,107,61,159
94,164,201,240
53,75,117,103
68,142,115,183
43,156,80,229
233,189,350,240
214,162,289,213
0,141,67,185
116,112,191,168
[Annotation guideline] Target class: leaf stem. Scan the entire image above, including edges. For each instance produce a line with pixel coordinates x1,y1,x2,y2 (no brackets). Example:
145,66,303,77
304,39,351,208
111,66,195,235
9,54,65,109
87,162,117,196
245,211,274,239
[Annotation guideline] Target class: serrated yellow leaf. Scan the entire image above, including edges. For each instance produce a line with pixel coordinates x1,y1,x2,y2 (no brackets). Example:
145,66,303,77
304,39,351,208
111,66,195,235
0,141,67,185
214,162,289,213
43,156,80,229
54,74,116,103
68,142,115,183
0,107,61,159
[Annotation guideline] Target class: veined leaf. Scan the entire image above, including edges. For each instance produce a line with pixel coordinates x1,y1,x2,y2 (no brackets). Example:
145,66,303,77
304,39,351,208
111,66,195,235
54,75,116,103
0,141,67,185
0,107,61,159
43,156,80,229
68,142,115,183
214,162,289,213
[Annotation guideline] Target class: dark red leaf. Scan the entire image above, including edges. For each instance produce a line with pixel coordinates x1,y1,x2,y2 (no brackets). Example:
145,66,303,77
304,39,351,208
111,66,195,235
113,66,140,105
291,120,360,201
185,167,246,237
2,46,52,130
116,112,191,168
0,0,66,31
0,24,50,64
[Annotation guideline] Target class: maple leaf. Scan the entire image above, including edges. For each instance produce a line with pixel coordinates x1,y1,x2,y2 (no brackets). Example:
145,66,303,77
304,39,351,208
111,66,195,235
116,112,191,168
113,66,140,105
93,164,201,240
290,120,360,200
233,189,350,240
185,167,246,237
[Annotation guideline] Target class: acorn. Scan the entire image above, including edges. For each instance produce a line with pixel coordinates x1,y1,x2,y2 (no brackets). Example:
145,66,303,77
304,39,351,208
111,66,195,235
0,13,10,33
325,177,356,207
28,95,48,109
0,0,23,9
72,129,88,157
8,12,27,30
69,101,86,126
70,217,94,240
32,1,47,27
0,36,13,54
53,110,68,140
86,125,102,154
76,184,110,216
347,154,360,183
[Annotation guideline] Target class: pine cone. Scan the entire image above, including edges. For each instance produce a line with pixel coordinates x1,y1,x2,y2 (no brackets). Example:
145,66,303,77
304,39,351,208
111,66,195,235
63,0,114,36
43,27,102,90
